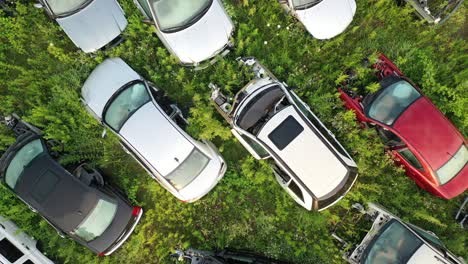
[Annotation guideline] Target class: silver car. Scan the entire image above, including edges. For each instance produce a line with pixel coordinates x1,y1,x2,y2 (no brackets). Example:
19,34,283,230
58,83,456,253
81,58,226,202
35,0,128,53
133,0,234,68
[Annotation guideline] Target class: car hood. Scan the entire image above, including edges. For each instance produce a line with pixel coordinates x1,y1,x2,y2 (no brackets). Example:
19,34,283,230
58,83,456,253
56,0,127,53
82,58,141,118
158,0,234,64
119,103,194,176
393,98,465,170
295,0,356,39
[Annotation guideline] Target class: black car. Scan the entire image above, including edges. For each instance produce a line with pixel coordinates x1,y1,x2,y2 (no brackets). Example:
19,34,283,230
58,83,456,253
0,114,143,256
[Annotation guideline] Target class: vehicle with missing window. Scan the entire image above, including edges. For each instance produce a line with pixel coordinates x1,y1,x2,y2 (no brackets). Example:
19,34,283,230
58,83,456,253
338,54,468,199
332,203,466,264
396,0,464,24
170,248,290,264
210,57,358,211
0,215,54,264
278,0,357,39
132,0,234,69
34,0,128,53
0,115,143,257
81,58,226,203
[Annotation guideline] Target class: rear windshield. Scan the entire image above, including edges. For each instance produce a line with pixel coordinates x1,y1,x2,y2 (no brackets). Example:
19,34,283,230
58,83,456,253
367,80,421,125
437,144,467,185
165,148,210,190
74,199,117,242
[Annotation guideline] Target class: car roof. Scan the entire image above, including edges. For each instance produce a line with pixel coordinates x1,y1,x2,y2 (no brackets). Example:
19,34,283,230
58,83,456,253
82,58,141,118
256,106,349,198
119,102,195,177
406,245,447,264
14,152,99,232
393,97,465,171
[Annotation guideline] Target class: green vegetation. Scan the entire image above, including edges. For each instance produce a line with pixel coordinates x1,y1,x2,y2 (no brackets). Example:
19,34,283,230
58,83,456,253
0,0,466,263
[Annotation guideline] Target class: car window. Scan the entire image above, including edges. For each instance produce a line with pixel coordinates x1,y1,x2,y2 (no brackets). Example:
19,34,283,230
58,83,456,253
367,80,421,125
149,0,213,32
104,82,151,131
273,164,291,183
74,199,117,242
288,180,304,202
45,0,90,16
437,144,467,185
409,224,445,248
241,134,270,159
5,139,44,189
0,238,24,263
136,0,152,17
165,148,210,190
292,0,323,9
268,116,304,150
363,220,423,264
398,148,424,170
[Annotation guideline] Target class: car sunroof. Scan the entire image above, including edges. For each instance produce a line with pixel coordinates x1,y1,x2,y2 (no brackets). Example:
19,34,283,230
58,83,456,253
31,170,60,203
268,116,304,150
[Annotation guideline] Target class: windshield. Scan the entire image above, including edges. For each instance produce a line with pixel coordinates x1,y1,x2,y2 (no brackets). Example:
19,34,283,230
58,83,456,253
45,0,89,16
437,144,467,185
363,220,423,264
165,149,210,190
5,139,44,189
292,0,323,9
149,0,213,32
367,80,421,125
74,199,117,242
104,82,151,131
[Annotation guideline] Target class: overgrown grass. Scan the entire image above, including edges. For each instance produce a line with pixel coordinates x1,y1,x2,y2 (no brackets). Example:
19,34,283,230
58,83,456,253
0,0,466,263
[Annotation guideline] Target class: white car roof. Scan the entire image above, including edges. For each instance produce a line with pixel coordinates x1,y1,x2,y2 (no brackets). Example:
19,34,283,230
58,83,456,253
257,106,348,198
119,102,194,176
82,58,141,118
407,245,450,264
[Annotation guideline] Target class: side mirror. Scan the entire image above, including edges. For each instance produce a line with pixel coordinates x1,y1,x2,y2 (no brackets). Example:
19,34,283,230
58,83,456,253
101,129,107,138
142,19,154,25
33,3,43,8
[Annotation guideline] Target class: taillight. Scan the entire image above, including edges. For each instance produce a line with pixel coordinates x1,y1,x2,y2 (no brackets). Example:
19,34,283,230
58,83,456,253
98,252,105,257
131,206,142,217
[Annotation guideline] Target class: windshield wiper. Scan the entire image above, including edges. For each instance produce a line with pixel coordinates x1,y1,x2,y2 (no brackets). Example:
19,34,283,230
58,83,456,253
295,0,323,10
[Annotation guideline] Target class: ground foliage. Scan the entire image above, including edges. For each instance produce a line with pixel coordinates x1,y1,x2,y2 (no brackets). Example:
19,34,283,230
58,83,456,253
0,0,467,263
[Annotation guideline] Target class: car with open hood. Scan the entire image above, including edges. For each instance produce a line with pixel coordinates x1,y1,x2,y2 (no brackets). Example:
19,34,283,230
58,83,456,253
279,0,357,39
34,0,128,53
81,58,226,202
334,203,466,264
132,0,234,68
338,53,468,199
210,57,358,211
0,114,142,256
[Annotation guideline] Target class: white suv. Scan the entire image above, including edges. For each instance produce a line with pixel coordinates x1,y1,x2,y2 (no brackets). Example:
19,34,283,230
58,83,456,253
210,57,358,211
81,58,226,202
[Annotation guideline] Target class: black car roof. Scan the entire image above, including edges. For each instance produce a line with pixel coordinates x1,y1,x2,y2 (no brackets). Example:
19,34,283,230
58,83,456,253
1,134,100,232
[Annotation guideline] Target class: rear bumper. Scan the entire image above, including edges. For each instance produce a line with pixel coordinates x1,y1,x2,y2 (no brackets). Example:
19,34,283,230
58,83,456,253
101,207,143,256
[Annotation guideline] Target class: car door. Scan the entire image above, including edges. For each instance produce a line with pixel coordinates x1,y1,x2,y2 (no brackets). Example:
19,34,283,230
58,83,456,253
392,146,433,191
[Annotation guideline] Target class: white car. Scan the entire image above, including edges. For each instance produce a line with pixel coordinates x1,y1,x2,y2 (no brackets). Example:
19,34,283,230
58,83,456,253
210,58,358,211
35,0,128,53
81,58,226,202
133,0,234,67
279,0,357,39
0,216,54,264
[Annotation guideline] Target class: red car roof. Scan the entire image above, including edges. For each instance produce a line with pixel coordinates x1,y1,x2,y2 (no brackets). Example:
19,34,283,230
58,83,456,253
393,97,464,171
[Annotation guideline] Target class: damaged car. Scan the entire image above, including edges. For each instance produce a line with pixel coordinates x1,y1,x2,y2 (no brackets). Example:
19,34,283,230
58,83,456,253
278,0,357,39
0,114,143,256
34,0,128,53
81,58,227,203
333,203,466,264
338,53,468,199
210,57,358,211
396,0,464,24
170,248,290,264
133,0,234,69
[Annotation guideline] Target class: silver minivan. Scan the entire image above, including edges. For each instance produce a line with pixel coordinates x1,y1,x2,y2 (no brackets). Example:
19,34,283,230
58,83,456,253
35,0,128,53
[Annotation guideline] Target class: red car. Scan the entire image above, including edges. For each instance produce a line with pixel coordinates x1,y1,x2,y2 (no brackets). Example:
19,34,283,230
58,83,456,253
338,54,467,199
